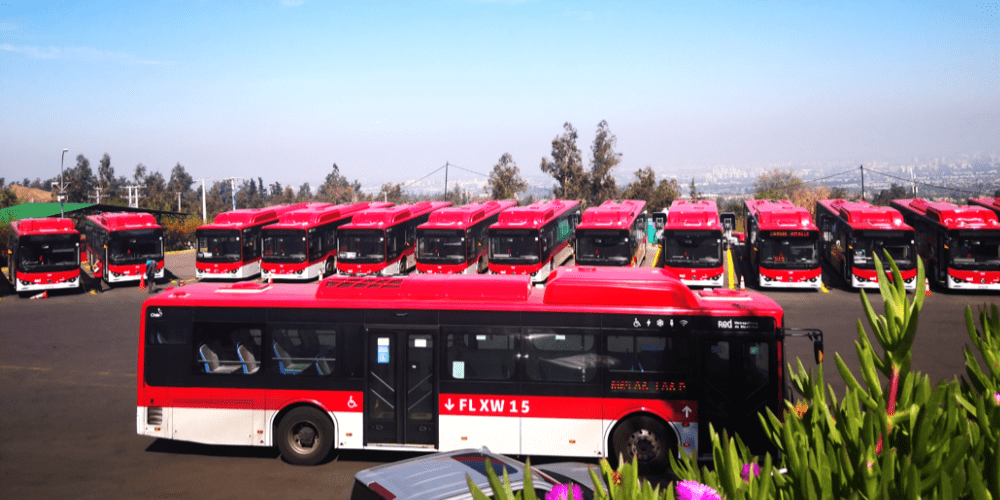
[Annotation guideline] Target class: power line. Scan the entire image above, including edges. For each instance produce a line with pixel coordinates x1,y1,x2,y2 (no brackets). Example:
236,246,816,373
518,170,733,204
864,168,989,196
800,168,859,184
447,163,489,177
400,164,448,190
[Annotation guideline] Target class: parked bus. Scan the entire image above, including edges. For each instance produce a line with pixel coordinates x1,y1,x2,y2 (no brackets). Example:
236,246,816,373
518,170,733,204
196,204,308,280
661,200,725,288
488,199,581,282
743,199,822,289
651,209,669,244
416,200,517,274
337,201,453,276
815,199,917,290
574,200,647,267
137,266,823,468
260,202,391,282
5,218,81,294
969,197,1000,219
891,198,1000,291
83,212,164,285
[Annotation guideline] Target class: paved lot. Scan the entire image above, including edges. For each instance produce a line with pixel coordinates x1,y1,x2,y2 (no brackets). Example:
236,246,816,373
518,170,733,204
1,249,996,499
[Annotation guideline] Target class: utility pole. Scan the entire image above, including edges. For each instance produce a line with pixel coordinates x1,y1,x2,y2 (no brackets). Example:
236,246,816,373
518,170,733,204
223,177,240,211
860,164,865,201
444,161,449,202
194,178,211,222
124,184,144,208
176,192,182,212
910,166,918,197
88,185,104,204
54,148,69,217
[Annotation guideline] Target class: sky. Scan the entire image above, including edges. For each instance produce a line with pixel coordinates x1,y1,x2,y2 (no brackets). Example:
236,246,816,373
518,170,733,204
1,0,998,193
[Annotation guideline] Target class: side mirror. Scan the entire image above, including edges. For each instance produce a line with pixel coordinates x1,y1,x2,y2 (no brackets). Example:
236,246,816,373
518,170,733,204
720,213,736,231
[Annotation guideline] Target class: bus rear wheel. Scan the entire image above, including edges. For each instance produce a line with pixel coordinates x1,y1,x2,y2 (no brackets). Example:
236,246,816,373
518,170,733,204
276,407,334,466
610,416,673,473
324,259,335,277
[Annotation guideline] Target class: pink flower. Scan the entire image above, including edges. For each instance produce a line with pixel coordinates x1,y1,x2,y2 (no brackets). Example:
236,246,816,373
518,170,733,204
545,483,584,500
741,463,760,482
994,393,1000,406
676,481,722,500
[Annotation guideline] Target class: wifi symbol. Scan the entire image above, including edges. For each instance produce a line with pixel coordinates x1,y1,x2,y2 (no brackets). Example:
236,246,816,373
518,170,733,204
679,320,689,327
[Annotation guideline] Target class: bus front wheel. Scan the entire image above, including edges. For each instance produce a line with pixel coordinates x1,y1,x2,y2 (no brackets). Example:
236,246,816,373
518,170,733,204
324,259,335,277
276,407,334,466
610,416,672,473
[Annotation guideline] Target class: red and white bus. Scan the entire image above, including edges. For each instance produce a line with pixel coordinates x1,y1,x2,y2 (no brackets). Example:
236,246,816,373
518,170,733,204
969,197,1000,219
891,199,1000,291
83,212,164,285
337,201,453,276
815,199,917,290
573,200,647,268
196,204,309,280
261,202,391,281
5,218,81,294
661,200,725,288
416,200,517,274
488,199,581,282
137,266,823,468
744,199,823,289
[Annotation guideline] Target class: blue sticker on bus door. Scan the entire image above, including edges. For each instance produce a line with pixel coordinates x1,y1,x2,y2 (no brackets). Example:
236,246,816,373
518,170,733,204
377,346,390,364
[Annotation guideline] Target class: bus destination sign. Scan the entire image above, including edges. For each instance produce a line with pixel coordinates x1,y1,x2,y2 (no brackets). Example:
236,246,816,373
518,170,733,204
610,380,687,395
767,230,811,238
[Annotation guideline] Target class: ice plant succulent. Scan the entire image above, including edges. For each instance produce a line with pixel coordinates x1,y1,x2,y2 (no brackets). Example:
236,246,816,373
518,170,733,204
544,484,583,500
675,481,721,500
740,463,760,483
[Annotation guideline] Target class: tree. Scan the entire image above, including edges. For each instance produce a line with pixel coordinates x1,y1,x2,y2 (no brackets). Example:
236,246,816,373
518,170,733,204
486,153,527,200
64,154,95,203
297,182,312,202
753,168,803,200
317,163,357,203
689,178,700,201
143,170,169,211
376,182,408,204
167,163,195,212
620,167,682,211
829,186,851,199
587,120,621,206
872,183,908,206
96,153,121,202
540,123,586,201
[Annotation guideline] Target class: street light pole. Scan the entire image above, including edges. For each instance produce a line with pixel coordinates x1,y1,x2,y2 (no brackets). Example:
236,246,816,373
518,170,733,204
59,148,68,217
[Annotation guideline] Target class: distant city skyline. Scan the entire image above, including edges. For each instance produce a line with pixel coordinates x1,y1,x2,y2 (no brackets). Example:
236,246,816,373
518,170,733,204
2,1,997,192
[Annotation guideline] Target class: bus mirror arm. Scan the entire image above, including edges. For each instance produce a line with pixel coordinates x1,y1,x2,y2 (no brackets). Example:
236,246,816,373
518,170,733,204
782,328,825,364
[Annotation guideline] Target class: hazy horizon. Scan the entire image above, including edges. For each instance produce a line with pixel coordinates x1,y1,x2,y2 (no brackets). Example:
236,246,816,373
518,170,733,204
2,1,997,192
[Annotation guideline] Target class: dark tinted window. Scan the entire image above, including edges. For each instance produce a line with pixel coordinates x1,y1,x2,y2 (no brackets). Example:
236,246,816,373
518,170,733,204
606,335,689,373
444,327,517,381
524,328,598,383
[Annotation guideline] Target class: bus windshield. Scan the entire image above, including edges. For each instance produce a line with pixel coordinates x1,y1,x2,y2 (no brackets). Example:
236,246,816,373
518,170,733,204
760,235,817,268
417,229,467,263
662,230,722,267
575,230,632,266
852,230,914,269
109,229,163,265
197,229,242,263
262,229,307,263
338,229,385,263
489,229,540,264
949,231,1000,271
17,234,79,272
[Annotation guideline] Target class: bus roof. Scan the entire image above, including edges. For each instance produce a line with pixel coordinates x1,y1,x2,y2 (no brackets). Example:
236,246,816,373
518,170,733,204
744,199,818,231
576,200,646,231
418,200,518,230
86,212,162,231
969,197,1000,215
11,217,78,235
264,202,392,230
816,199,911,231
339,201,453,230
146,266,783,321
665,200,721,231
199,203,312,231
491,199,580,230
890,199,1000,230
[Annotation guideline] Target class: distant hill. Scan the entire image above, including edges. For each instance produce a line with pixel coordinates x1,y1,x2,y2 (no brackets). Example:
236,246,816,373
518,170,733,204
8,184,55,203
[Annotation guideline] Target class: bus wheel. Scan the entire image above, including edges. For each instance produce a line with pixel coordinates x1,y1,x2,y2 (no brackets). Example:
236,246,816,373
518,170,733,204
325,259,335,277
276,407,334,466
610,416,672,473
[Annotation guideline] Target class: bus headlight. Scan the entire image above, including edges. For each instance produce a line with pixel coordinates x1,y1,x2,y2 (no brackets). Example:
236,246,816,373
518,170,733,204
296,270,303,275
763,276,772,282
952,276,963,284
230,268,238,274
904,277,915,283
68,277,77,283
808,277,817,282
20,279,29,286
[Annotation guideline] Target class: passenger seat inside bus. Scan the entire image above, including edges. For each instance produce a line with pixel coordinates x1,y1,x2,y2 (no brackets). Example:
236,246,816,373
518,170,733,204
237,343,260,374
198,344,240,374
272,340,311,375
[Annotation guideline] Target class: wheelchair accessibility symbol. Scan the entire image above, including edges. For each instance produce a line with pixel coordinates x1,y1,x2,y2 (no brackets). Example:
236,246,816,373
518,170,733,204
347,395,358,409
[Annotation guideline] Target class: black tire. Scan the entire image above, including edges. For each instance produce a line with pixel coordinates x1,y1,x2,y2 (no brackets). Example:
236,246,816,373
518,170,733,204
324,259,335,277
276,407,335,466
610,416,674,473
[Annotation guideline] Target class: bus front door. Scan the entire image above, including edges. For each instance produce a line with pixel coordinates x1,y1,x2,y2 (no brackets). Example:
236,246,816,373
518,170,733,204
697,337,776,458
365,328,438,447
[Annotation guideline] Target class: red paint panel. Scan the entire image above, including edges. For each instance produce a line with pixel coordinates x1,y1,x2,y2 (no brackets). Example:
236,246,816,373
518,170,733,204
663,265,724,280
161,387,363,412
439,394,697,423
759,266,821,282
18,268,80,283
947,269,1000,285
853,267,916,282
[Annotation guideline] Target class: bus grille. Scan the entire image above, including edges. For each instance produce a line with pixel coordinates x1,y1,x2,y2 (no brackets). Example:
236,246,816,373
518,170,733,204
147,406,163,425
329,278,403,289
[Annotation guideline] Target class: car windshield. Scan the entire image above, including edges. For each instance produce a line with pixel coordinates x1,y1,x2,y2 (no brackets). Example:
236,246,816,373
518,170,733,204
17,234,79,272
852,230,914,269
197,229,242,263
575,230,632,266
662,230,722,267
949,230,1000,271
109,229,163,265
489,229,540,264
760,234,818,268
417,229,467,263
262,229,307,263
338,229,385,263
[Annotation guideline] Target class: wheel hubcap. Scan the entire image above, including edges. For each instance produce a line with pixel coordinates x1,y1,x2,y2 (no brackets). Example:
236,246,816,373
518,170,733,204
627,429,662,462
291,423,318,453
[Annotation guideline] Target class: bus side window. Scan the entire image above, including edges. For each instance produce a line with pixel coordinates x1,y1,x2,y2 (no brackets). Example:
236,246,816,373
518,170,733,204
524,329,598,383
442,327,517,381
605,335,687,373
744,342,769,393
193,323,262,375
